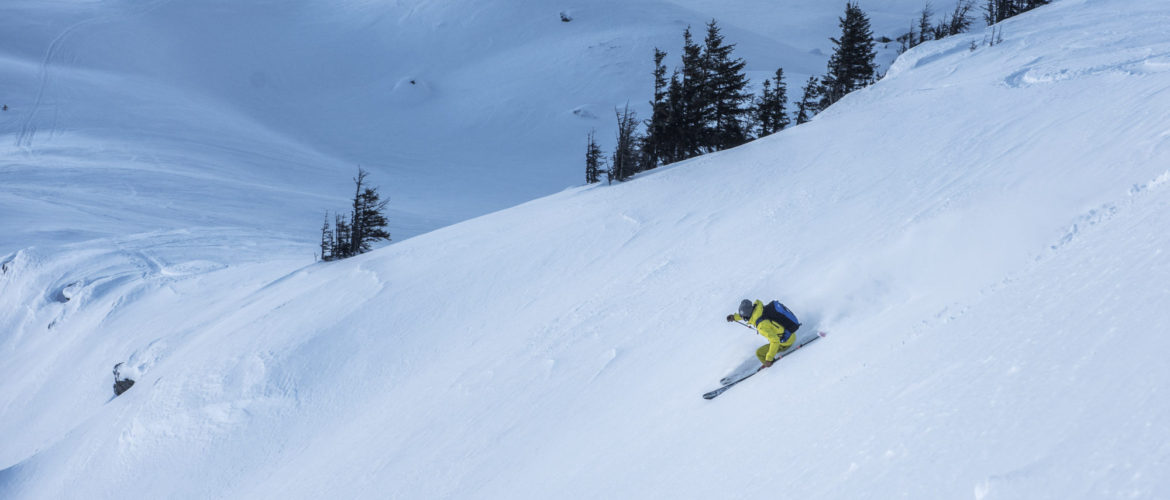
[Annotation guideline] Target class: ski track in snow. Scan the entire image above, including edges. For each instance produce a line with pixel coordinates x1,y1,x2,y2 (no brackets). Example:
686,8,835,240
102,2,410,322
16,0,175,151
1052,169,1170,253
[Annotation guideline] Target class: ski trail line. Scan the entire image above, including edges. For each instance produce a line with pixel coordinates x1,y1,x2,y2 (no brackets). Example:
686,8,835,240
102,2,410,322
16,0,177,152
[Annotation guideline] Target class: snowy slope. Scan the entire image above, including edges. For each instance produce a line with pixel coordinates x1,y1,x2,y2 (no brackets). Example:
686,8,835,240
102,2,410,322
0,0,924,247
5,0,1170,498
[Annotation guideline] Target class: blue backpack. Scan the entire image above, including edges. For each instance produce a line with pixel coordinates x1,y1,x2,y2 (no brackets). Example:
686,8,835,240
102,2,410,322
755,300,801,340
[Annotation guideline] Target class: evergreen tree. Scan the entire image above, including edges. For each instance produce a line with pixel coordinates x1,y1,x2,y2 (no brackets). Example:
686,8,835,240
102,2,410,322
701,19,752,151
635,134,656,174
898,20,914,54
987,0,1047,24
585,130,604,184
985,0,1008,24
354,186,390,253
678,26,709,159
333,213,352,259
820,2,878,111
349,169,368,255
320,211,334,261
753,78,773,136
754,67,790,137
916,3,934,47
794,76,821,125
609,104,641,183
943,1,974,36
644,48,671,169
985,0,1010,24
662,71,686,164
321,168,391,260
771,67,790,132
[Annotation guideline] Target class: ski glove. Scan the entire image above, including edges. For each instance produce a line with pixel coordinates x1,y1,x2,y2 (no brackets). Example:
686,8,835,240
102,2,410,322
726,314,735,322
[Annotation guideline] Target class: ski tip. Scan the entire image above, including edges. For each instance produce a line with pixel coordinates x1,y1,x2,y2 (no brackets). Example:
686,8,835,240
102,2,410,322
818,330,828,337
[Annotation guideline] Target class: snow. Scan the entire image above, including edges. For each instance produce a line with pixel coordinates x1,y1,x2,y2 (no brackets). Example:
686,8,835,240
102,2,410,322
4,0,1170,498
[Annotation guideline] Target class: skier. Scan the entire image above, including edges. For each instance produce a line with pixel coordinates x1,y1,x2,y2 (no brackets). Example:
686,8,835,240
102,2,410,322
726,299,798,368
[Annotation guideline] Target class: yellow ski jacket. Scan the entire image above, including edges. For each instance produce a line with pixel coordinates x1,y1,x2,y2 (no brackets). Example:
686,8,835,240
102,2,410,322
732,299,795,362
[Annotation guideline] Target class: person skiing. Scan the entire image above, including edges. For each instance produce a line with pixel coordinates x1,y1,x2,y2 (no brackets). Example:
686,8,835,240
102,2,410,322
726,299,798,368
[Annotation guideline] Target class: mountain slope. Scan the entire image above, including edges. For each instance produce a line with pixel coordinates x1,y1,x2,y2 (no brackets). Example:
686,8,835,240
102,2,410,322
4,0,1170,498
0,0,923,245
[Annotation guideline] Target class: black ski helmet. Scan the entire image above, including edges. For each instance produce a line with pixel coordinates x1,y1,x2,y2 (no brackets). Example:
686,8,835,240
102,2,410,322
738,299,754,319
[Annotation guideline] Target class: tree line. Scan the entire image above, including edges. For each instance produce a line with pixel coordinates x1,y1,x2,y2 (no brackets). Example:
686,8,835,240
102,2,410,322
899,0,1046,52
587,0,1051,184
984,0,1049,25
587,3,879,184
900,1,976,51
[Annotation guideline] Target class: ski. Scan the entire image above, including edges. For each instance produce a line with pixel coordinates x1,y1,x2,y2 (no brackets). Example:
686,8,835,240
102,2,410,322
718,330,826,385
703,331,827,400
719,369,754,387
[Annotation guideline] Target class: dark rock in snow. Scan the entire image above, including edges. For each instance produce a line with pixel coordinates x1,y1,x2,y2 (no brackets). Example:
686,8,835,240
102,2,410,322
113,362,135,396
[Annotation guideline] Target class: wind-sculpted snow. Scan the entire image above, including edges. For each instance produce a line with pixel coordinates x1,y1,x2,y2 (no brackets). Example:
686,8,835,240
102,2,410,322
3,0,1170,498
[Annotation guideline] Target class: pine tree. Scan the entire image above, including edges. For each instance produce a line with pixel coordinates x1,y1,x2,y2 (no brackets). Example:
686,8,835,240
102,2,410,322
985,0,1011,24
820,2,877,111
987,0,1047,24
333,213,352,259
985,0,1013,24
354,187,390,253
662,71,686,164
644,48,671,169
320,211,334,261
635,134,656,174
770,68,790,132
898,19,913,54
755,68,790,137
944,1,974,36
321,168,391,260
349,169,368,256
916,3,934,47
701,19,752,151
585,130,604,184
610,104,641,183
348,168,390,255
754,78,773,136
678,26,709,159
794,76,821,125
